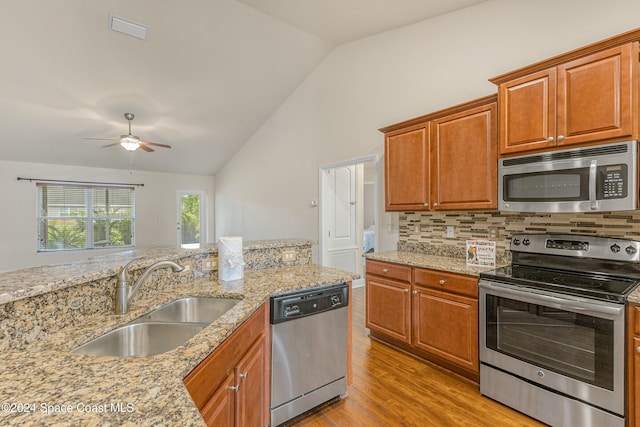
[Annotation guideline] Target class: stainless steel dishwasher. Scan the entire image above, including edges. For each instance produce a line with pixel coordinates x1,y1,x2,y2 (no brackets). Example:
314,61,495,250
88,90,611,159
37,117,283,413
269,282,349,426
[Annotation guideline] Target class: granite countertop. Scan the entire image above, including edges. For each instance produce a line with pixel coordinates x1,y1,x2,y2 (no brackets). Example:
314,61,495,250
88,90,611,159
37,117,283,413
0,238,315,305
0,264,358,426
364,250,508,277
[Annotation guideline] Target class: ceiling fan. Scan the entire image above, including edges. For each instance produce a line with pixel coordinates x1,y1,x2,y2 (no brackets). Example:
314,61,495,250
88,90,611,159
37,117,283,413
85,113,171,152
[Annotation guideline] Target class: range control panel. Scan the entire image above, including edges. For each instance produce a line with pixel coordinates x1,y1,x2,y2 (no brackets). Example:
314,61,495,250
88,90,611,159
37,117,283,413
510,233,640,263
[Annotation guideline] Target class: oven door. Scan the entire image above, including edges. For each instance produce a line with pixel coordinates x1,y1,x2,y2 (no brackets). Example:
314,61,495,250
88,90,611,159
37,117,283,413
479,280,625,416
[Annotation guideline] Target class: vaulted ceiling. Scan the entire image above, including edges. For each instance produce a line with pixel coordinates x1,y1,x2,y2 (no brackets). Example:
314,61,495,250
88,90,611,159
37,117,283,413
0,0,485,175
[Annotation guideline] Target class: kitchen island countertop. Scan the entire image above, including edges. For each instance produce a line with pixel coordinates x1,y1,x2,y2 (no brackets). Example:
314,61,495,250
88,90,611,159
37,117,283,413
0,264,358,426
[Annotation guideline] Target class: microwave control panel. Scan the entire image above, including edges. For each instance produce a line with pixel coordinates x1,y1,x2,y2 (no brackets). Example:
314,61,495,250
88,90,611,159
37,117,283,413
598,164,627,199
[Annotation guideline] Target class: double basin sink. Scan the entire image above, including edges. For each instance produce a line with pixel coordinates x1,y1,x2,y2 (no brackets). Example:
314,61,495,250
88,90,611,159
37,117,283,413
72,297,239,357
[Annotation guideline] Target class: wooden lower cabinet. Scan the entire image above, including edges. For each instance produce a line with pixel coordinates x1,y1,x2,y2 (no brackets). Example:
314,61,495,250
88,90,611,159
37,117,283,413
366,260,479,381
628,303,640,427
412,287,478,375
184,303,269,427
365,260,412,344
366,275,411,344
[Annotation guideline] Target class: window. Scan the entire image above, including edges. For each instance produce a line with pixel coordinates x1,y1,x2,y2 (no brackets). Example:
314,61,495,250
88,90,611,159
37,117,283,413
37,183,135,251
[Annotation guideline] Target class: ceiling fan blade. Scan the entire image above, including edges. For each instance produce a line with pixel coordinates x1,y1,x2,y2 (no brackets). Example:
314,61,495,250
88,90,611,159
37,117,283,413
102,143,121,148
85,137,119,141
140,144,155,152
141,141,171,149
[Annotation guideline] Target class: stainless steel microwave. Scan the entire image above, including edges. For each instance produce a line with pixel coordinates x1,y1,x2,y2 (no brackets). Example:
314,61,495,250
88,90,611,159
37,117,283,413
499,141,638,212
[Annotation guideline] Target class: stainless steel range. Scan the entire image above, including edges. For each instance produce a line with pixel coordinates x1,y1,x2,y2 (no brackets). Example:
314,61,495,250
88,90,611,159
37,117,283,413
479,234,640,427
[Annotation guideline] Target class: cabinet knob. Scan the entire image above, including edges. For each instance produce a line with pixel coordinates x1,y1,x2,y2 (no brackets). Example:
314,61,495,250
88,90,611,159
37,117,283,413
412,290,417,295
382,268,389,273
404,288,409,293
439,279,446,285
240,372,249,380
547,137,554,142
636,346,640,354
557,135,565,141
229,384,240,392
424,202,429,207
433,202,438,208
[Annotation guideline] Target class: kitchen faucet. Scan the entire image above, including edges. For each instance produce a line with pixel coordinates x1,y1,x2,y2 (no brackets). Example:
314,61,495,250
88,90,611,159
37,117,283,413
115,258,184,314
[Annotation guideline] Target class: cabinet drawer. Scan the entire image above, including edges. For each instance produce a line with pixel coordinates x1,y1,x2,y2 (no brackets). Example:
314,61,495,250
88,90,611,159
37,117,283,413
366,260,411,283
414,268,478,298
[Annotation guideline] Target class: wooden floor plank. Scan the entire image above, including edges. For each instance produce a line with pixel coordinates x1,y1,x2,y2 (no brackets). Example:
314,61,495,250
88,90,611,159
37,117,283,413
284,286,546,427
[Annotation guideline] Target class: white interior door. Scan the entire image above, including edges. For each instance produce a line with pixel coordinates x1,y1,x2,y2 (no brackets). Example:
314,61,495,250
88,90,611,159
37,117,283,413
322,165,359,274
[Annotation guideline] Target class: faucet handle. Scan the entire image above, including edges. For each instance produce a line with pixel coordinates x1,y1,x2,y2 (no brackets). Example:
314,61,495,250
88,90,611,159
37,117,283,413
117,256,143,286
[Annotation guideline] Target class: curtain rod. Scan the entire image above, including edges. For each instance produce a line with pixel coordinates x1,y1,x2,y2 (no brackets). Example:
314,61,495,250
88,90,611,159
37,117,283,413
17,177,145,187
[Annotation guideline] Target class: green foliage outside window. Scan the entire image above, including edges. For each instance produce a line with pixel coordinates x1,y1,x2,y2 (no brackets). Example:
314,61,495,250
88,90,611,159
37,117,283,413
181,194,200,245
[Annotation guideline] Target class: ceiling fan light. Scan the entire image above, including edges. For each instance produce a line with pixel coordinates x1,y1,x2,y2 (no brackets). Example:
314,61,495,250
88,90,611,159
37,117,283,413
120,136,141,151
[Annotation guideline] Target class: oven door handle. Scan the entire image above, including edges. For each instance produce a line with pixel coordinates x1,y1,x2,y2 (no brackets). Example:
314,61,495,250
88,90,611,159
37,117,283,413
479,281,623,318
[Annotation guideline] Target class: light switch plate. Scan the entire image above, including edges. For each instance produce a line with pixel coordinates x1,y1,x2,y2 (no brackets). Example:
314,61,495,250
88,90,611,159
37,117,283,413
446,226,455,238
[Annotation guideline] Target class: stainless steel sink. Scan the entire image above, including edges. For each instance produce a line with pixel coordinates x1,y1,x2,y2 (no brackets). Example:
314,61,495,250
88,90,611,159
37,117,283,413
72,322,205,357
72,297,240,357
133,297,240,324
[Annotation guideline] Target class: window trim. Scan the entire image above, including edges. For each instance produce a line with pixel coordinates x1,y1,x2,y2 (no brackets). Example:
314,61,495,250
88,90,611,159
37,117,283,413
36,183,136,252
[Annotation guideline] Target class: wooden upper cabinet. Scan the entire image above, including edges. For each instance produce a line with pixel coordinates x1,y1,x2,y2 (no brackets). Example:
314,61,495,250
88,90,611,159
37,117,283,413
431,102,497,210
557,44,634,147
381,95,497,212
384,123,429,211
492,37,640,156
498,68,557,154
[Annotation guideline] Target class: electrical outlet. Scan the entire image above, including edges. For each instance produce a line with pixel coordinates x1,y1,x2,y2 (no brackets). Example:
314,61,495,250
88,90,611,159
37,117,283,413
488,227,500,240
282,250,297,262
201,257,218,271
446,226,455,238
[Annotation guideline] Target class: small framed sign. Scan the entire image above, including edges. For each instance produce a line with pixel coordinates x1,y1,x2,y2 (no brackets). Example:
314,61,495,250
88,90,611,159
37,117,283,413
466,239,496,268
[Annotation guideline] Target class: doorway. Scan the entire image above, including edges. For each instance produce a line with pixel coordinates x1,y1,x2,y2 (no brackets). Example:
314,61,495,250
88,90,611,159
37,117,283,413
319,156,377,287
177,190,207,248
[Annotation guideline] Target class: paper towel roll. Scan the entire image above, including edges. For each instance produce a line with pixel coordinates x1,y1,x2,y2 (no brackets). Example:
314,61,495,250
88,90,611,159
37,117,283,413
218,236,245,281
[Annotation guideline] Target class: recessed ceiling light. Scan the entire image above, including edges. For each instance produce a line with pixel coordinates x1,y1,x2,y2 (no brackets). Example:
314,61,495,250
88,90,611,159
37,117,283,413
109,15,148,40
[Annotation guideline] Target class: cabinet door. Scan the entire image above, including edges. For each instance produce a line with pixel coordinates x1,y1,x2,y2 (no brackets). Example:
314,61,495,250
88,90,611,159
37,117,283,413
431,102,497,210
412,287,478,374
366,275,411,344
557,43,635,147
633,336,640,425
498,68,557,155
385,124,429,211
201,374,236,427
235,336,266,427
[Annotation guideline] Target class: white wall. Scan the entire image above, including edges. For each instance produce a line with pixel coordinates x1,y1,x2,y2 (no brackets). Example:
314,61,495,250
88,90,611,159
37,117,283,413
0,160,215,271
215,0,640,257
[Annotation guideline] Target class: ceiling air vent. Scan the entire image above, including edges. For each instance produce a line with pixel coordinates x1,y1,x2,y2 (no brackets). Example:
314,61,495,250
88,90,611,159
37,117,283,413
109,15,148,40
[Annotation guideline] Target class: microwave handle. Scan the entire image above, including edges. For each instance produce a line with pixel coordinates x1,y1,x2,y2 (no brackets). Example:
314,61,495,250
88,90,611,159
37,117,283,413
589,159,597,210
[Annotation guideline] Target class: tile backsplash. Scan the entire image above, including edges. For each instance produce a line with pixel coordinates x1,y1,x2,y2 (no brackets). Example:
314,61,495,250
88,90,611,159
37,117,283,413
398,210,640,261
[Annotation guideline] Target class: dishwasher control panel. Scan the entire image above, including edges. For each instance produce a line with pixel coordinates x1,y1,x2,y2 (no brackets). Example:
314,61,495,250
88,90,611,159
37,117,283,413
270,282,349,324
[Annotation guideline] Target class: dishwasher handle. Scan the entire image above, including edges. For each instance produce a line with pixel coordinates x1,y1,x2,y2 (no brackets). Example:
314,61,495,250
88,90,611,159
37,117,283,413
270,282,349,324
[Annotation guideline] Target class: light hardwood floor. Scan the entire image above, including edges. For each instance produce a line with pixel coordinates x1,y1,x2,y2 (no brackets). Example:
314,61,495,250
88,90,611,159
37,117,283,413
286,286,546,427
